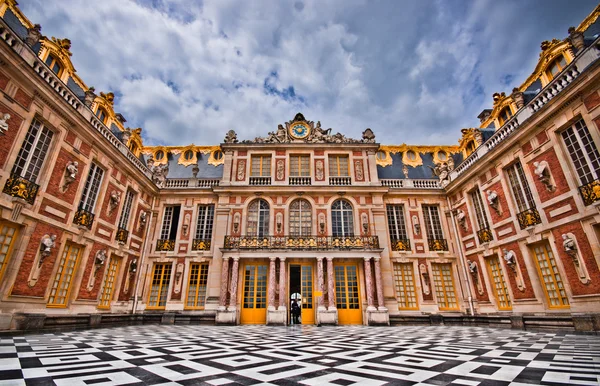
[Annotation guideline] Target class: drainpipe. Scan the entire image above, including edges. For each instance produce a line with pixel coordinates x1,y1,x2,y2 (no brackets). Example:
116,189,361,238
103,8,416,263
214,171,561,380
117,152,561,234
446,196,475,316
132,195,156,314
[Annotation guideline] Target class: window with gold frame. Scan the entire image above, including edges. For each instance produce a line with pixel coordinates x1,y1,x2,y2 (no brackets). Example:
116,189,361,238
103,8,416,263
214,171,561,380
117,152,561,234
546,55,567,81
485,256,512,310
95,108,108,124
393,263,418,310
147,263,172,309
0,222,18,282
47,243,82,307
98,256,121,309
290,154,310,177
185,263,209,309
498,106,513,126
431,263,458,310
44,54,63,76
531,242,569,308
328,155,349,177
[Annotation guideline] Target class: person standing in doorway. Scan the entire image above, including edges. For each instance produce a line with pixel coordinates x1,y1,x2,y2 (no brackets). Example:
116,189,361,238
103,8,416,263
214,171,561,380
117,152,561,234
291,299,301,324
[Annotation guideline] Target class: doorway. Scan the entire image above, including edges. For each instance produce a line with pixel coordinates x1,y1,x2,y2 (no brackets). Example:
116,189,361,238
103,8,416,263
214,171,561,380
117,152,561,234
240,263,268,324
334,263,362,324
289,264,315,325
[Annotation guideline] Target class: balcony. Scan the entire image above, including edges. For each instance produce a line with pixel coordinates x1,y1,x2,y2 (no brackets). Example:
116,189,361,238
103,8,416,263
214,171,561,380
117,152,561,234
477,228,493,244
192,238,211,251
73,208,95,229
116,227,129,244
428,238,448,252
164,178,220,189
249,176,271,186
2,173,39,205
289,176,311,186
156,239,175,252
329,176,351,186
578,178,600,206
223,235,380,250
516,208,542,229
390,238,411,251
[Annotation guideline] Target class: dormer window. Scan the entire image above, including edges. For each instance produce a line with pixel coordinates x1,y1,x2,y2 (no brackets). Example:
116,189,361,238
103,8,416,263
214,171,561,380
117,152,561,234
465,140,476,156
498,106,513,126
546,55,567,81
44,54,63,76
128,141,138,155
184,150,194,160
96,108,108,124
155,150,165,161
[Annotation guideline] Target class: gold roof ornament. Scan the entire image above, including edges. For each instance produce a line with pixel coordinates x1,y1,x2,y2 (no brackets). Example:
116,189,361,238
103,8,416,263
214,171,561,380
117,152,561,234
376,144,460,167
142,145,222,167
459,128,484,150
518,38,574,91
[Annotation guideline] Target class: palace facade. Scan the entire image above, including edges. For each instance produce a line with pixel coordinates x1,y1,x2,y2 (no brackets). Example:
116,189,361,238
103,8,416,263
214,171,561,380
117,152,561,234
0,1,600,331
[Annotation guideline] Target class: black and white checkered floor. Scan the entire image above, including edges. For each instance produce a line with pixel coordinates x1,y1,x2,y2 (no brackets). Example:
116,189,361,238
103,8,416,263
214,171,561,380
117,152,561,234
1,325,599,386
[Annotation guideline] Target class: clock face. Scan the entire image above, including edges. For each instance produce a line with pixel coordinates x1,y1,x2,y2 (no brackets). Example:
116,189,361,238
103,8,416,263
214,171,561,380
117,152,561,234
290,123,309,139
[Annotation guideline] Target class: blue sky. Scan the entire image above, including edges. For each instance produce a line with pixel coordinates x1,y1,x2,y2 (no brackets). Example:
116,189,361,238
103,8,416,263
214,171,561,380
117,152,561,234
20,0,598,146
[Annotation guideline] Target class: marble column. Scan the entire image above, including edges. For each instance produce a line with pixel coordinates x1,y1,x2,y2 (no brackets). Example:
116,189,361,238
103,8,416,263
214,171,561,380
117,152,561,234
219,256,230,309
278,257,286,311
327,257,336,310
316,257,325,310
228,257,240,310
374,257,386,310
268,257,277,310
364,257,376,310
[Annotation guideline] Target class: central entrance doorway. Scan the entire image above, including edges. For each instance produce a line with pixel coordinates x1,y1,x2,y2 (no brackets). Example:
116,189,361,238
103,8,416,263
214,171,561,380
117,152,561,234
240,263,268,324
335,264,362,324
289,264,315,325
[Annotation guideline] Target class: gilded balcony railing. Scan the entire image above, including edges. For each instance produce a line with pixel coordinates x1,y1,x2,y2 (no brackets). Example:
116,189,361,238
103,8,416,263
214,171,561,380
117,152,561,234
73,207,95,229
156,239,175,251
116,227,129,244
516,207,542,229
477,228,493,244
2,173,39,205
428,238,448,252
223,235,380,250
390,238,411,251
192,238,211,251
578,178,600,206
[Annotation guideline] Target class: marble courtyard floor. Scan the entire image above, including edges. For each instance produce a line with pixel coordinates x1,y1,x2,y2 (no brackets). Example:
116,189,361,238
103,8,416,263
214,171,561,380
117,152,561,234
0,324,599,385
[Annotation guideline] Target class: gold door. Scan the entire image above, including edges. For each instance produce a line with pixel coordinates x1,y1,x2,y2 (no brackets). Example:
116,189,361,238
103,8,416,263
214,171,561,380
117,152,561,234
334,264,362,324
240,264,268,324
301,265,315,325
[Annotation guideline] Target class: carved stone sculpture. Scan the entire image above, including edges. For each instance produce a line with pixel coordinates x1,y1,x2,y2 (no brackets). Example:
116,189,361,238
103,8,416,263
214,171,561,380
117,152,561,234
233,213,241,233
419,263,430,295
430,162,450,188
412,215,421,235
109,191,121,211
224,130,238,143
39,234,57,266
84,87,96,108
362,128,376,143
25,24,42,46
361,213,369,235
562,233,577,257
129,258,137,274
0,113,10,135
318,213,326,234
512,87,525,109
237,160,246,181
456,209,467,231
355,160,364,181
568,26,585,52
503,249,517,273
468,260,484,295
276,159,284,180
402,165,409,178
447,156,455,171
139,210,147,231
276,213,283,234
315,159,324,180
533,161,555,192
63,161,78,189
121,128,132,144
151,162,169,188
192,165,199,178
468,260,477,275
487,190,500,213
183,213,191,236
562,233,589,283
95,249,107,267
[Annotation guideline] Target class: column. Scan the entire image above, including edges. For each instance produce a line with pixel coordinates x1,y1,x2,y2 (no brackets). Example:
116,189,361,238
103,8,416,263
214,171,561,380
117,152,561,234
327,257,335,310
364,257,376,310
374,257,386,310
268,257,277,310
278,257,286,311
316,257,325,310
228,257,239,310
219,256,230,309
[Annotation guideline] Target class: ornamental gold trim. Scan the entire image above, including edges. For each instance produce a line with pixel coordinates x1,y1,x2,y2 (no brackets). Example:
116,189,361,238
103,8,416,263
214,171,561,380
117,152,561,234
518,39,574,92
576,4,600,33
142,145,222,167
376,145,460,167
0,0,33,29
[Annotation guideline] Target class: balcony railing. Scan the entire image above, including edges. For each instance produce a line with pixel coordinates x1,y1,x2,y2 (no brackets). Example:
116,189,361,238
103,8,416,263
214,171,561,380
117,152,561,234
249,176,271,186
73,207,95,229
2,173,39,205
477,228,493,244
578,178,600,206
329,176,351,186
156,239,175,251
381,179,442,189
116,227,129,244
428,238,448,252
517,207,542,229
390,238,411,251
192,238,211,251
289,176,311,186
164,178,220,189
223,235,380,250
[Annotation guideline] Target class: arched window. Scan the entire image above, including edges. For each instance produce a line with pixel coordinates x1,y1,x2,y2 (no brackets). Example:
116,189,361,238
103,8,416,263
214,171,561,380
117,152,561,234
498,106,513,126
465,140,476,156
247,199,269,237
289,199,312,236
44,54,63,76
331,199,354,237
96,108,108,124
128,141,138,155
546,55,567,81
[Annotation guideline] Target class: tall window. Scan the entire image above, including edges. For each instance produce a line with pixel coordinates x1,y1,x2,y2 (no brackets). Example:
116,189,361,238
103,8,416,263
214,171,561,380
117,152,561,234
387,205,408,241
78,163,104,214
546,55,567,81
96,108,108,124
148,263,172,308
393,263,418,310
160,205,181,240
44,54,63,76
98,257,120,309
532,243,569,308
195,205,214,241
290,155,310,176
561,119,600,185
328,155,349,177
498,107,513,126
247,199,269,237
423,205,444,240
506,161,535,212
289,199,312,236
485,256,512,310
11,118,54,183
47,243,82,307
251,155,271,176
471,189,491,242
118,190,135,231
331,199,354,237
0,222,18,282
186,263,209,309
431,263,458,310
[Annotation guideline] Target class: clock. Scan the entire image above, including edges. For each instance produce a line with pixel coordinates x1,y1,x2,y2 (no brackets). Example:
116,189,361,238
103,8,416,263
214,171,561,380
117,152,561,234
290,123,310,139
